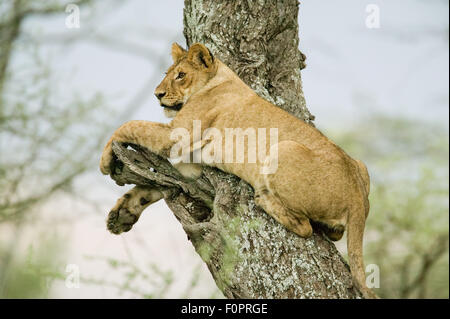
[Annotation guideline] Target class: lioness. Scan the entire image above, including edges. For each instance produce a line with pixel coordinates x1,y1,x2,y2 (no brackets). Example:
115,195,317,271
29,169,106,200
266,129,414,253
100,43,375,298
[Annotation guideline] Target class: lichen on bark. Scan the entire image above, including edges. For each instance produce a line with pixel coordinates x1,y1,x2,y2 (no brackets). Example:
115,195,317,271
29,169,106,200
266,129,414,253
183,0,313,123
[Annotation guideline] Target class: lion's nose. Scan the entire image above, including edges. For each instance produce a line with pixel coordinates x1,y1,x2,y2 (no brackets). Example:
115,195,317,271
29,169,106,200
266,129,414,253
155,91,166,100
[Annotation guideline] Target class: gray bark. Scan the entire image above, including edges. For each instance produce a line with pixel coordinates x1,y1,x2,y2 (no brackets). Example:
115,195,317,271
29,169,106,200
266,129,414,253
109,0,363,298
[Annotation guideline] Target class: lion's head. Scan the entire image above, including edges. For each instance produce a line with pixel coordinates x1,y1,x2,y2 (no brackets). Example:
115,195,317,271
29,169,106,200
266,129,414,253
155,43,217,118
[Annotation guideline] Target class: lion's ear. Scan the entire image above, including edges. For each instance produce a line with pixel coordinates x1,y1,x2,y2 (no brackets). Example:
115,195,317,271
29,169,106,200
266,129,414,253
187,43,215,69
171,43,186,63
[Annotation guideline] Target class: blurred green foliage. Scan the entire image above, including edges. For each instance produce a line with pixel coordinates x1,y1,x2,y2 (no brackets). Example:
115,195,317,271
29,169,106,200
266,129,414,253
329,114,449,299
81,256,175,298
0,233,66,298
79,256,219,298
0,0,113,299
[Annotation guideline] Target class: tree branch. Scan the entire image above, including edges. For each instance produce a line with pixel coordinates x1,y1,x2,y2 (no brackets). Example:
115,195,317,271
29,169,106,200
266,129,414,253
109,141,363,298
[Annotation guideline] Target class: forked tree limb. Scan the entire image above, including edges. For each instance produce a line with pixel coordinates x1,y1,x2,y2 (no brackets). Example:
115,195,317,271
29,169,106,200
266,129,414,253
109,141,362,298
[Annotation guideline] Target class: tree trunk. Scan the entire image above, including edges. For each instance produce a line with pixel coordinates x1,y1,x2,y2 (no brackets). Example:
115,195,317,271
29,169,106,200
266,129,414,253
110,0,363,298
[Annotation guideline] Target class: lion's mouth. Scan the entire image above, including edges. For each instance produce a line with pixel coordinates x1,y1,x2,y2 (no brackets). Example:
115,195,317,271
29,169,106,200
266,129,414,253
161,103,183,111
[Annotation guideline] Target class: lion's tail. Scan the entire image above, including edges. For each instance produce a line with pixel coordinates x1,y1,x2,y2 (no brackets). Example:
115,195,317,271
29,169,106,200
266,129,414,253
346,196,378,299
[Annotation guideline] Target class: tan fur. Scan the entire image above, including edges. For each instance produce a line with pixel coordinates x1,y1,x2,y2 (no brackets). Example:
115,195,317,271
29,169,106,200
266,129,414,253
100,43,375,298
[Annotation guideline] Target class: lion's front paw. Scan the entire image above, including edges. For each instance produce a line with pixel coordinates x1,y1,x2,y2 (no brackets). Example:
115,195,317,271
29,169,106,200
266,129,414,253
100,141,114,175
107,207,138,235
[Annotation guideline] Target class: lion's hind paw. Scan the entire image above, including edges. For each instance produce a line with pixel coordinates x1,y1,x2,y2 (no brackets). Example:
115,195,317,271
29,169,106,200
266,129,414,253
107,207,138,235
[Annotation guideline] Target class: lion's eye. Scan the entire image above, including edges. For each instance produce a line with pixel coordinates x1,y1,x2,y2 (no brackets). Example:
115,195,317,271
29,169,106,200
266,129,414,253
176,72,186,80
